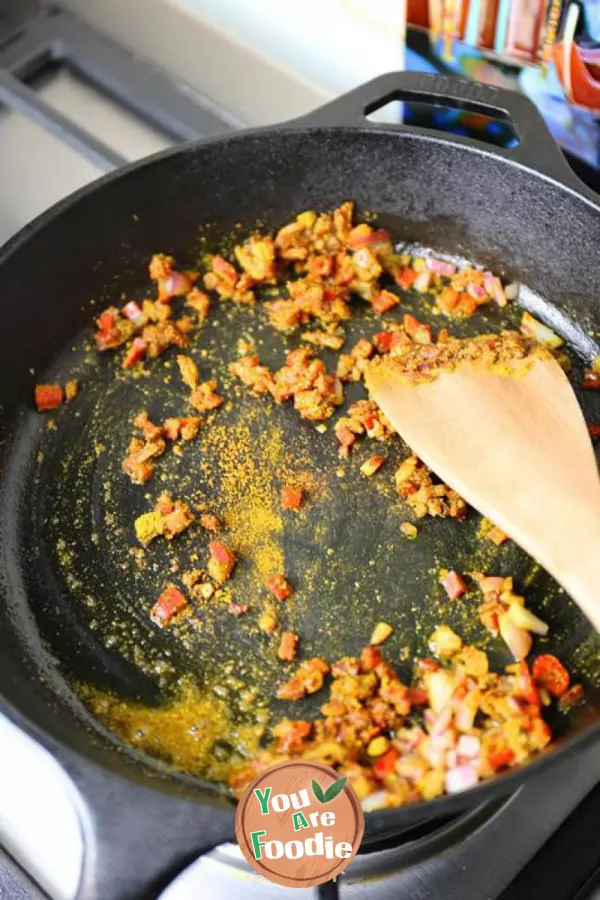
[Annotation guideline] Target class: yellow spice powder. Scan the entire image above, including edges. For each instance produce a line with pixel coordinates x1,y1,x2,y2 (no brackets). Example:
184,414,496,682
80,677,266,781
198,412,285,583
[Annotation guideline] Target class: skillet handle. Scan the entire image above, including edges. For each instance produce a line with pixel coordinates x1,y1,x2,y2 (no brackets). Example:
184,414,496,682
53,742,236,900
293,71,587,193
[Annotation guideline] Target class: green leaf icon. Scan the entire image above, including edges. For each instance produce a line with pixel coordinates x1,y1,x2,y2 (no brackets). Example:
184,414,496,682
323,776,348,803
312,779,325,803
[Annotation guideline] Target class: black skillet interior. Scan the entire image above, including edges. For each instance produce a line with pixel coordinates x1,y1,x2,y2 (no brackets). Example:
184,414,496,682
1,73,600,896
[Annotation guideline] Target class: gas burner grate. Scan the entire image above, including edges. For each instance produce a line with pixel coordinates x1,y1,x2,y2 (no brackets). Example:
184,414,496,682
351,795,508,870
0,1,239,174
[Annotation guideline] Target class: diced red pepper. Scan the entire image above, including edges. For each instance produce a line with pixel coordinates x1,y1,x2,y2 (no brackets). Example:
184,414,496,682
360,646,383,670
454,293,478,317
151,584,188,627
582,371,600,390
516,660,539,707
403,313,432,344
207,541,237,583
587,424,600,439
373,331,394,353
532,654,570,698
371,289,399,314
373,747,399,779
487,747,515,771
122,337,147,369
34,384,64,412
98,309,116,332
440,570,467,600
436,286,459,315
209,541,233,564
416,657,440,675
281,485,303,510
347,227,389,249
335,425,356,450
266,573,293,602
95,308,122,350
323,285,347,303
360,454,385,477
395,267,418,290
407,686,428,706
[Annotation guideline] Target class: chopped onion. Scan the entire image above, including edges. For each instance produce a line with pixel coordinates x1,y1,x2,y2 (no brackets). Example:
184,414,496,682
427,673,456,716
353,282,373,301
354,248,371,269
429,624,463,659
499,613,533,660
467,282,486,300
445,765,478,794
158,270,192,301
483,272,507,307
333,375,344,404
479,576,506,594
454,700,476,731
414,270,432,293
427,258,456,277
404,728,425,752
504,282,520,300
396,753,427,780
507,602,549,636
361,790,388,812
122,300,145,327
430,704,454,734
494,282,506,305
422,740,444,768
520,311,564,349
456,734,481,759
423,729,454,767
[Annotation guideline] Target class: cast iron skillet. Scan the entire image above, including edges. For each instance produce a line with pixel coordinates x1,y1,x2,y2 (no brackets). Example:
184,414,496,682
0,72,600,899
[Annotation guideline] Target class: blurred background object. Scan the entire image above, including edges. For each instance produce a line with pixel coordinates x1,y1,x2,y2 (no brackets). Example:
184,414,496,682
405,0,600,167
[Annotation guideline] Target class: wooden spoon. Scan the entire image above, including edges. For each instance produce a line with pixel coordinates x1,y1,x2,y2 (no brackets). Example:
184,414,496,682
366,350,600,630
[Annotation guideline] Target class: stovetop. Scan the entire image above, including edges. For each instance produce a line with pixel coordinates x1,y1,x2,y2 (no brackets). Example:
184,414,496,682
1,4,600,899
